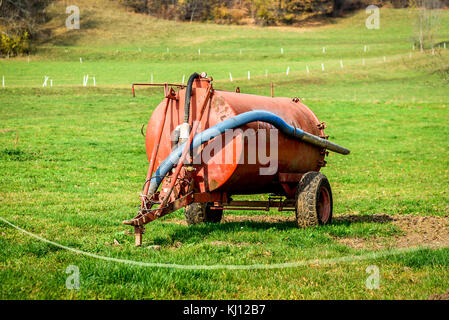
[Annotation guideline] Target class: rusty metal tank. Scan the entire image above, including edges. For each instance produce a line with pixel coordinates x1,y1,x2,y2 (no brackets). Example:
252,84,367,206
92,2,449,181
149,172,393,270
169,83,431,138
145,77,327,196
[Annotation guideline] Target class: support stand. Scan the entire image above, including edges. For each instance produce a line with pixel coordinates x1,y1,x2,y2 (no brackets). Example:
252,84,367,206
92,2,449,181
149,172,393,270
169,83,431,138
134,226,145,246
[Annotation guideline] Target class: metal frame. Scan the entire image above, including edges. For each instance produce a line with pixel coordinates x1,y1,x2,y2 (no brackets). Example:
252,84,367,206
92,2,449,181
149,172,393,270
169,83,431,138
131,82,185,98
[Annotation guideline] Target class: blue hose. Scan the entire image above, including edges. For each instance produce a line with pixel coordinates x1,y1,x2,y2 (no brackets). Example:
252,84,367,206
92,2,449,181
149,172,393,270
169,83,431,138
148,110,349,194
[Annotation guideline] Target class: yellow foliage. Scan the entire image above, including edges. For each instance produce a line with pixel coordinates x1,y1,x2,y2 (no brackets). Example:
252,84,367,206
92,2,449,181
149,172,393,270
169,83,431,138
0,32,30,57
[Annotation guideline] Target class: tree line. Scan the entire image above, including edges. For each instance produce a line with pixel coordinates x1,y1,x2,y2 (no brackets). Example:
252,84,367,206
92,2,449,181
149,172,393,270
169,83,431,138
0,0,52,56
121,0,418,25
1,0,448,57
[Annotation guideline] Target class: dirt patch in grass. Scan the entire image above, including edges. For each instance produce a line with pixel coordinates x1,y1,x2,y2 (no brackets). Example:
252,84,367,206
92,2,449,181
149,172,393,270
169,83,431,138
335,214,449,250
163,213,449,250
428,290,449,300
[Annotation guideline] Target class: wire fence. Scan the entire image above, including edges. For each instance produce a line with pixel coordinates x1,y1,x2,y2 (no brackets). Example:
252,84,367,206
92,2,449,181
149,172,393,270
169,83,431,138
1,46,446,89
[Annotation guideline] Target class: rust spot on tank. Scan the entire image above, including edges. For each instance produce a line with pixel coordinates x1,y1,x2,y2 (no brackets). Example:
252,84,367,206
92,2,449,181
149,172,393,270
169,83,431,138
212,97,232,121
209,179,219,191
212,96,225,111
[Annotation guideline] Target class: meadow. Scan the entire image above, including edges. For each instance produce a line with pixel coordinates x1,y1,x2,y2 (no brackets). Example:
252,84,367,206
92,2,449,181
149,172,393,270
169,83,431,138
0,0,448,299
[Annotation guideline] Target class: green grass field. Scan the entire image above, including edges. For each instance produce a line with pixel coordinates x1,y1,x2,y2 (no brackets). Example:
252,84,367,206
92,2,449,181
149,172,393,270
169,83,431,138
1,0,449,299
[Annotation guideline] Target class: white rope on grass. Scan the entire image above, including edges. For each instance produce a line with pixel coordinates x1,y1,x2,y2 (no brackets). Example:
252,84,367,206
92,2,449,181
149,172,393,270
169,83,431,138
0,216,445,271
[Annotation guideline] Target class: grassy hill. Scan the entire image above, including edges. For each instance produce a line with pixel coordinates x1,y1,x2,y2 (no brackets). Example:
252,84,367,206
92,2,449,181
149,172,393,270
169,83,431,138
0,0,448,299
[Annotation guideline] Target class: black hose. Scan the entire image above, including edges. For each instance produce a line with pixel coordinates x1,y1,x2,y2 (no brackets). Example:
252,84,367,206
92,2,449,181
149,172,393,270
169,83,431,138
184,72,200,123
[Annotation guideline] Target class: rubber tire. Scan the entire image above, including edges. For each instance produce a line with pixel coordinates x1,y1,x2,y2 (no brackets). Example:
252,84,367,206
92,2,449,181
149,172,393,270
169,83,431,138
184,203,223,225
295,171,333,228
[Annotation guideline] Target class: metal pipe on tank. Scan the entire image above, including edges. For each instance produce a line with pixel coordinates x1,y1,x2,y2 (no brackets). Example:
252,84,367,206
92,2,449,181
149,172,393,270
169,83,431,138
179,73,201,144
184,73,200,123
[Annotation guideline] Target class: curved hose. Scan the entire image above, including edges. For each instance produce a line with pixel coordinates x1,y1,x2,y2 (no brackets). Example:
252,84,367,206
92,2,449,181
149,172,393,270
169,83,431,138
184,72,200,123
148,110,350,194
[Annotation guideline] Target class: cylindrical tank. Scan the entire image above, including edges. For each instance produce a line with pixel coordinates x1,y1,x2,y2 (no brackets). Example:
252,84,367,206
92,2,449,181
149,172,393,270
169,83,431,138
145,78,325,195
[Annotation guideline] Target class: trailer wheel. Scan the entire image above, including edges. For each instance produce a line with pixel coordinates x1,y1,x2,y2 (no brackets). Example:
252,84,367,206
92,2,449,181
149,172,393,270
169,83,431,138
295,171,333,228
184,203,223,225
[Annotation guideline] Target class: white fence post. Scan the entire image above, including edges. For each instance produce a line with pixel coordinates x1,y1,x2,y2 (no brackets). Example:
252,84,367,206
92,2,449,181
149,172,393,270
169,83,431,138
42,76,49,87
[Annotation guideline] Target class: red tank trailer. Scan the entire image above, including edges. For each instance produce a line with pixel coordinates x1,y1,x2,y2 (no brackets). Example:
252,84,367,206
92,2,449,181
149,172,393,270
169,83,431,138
124,73,350,245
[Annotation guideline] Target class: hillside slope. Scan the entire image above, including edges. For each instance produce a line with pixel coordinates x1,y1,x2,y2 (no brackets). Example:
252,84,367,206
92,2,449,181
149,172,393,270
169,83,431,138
1,0,448,102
